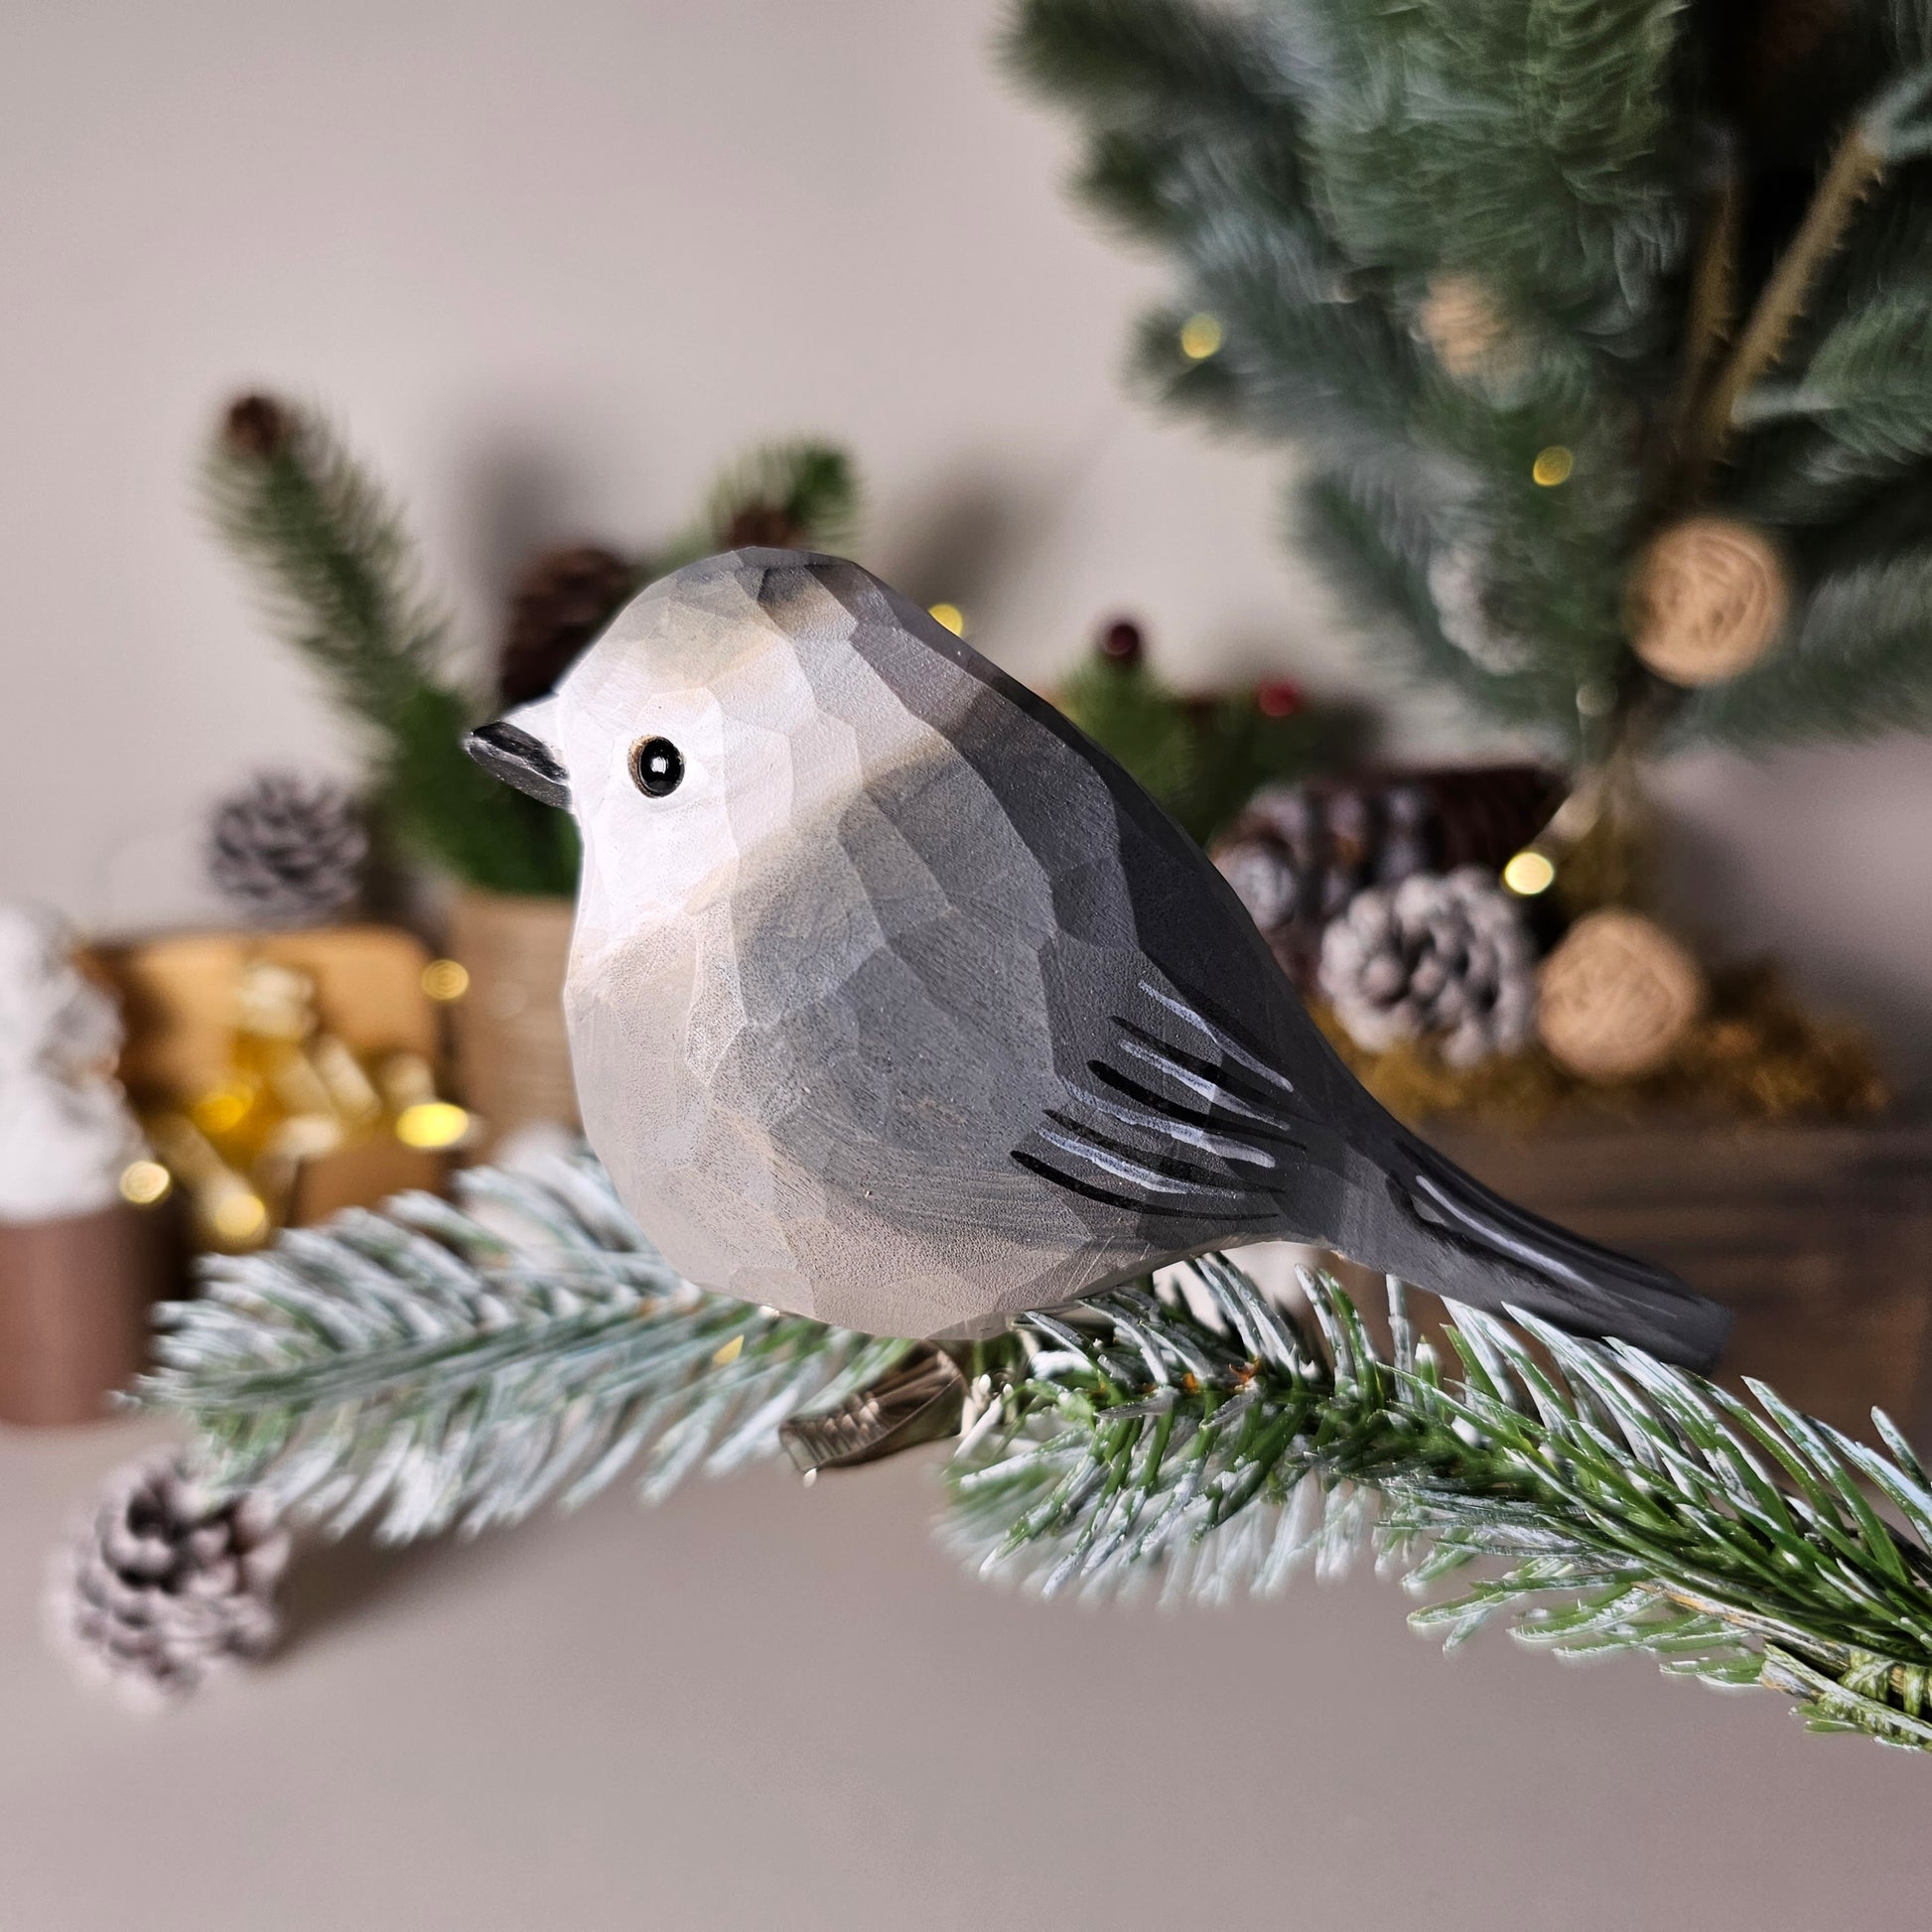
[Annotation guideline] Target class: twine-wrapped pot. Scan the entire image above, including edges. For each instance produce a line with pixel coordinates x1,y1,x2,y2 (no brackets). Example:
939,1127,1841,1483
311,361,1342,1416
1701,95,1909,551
446,892,579,1147
0,1202,173,1426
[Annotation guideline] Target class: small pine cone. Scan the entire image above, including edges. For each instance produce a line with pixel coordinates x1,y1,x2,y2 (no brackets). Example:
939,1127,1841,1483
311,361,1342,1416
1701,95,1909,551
207,772,368,926
1318,867,1537,1067
722,502,806,551
221,392,293,461
1212,764,1564,990
498,545,638,705
1212,779,1431,988
47,1450,291,1707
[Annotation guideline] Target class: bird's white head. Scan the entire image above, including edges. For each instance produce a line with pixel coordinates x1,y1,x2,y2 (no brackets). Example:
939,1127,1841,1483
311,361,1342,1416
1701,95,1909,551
466,549,939,963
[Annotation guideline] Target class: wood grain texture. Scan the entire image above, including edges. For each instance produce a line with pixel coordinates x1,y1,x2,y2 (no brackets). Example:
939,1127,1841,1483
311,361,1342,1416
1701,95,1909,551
472,551,1730,1364
1428,1121,1932,1438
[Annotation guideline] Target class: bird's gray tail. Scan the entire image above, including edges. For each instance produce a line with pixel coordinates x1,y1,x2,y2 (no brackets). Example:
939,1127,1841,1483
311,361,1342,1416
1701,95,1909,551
1365,1134,1731,1372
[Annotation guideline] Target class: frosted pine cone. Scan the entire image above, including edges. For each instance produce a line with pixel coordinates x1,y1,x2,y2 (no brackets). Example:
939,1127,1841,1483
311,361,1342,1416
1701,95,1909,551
47,1449,290,1707
1318,867,1536,1067
207,771,367,925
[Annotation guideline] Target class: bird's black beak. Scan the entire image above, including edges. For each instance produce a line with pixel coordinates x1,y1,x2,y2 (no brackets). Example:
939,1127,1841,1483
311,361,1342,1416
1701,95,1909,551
465,706,570,811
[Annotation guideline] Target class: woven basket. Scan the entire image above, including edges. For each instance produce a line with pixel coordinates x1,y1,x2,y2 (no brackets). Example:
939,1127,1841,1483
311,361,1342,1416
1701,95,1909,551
446,892,579,1147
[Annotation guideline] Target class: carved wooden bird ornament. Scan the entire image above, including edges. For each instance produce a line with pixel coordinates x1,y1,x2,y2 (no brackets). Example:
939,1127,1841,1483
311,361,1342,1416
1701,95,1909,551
467,550,1728,1368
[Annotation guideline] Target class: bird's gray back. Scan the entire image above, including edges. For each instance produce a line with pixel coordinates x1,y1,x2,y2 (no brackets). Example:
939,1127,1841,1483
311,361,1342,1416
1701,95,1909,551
696,556,1357,1329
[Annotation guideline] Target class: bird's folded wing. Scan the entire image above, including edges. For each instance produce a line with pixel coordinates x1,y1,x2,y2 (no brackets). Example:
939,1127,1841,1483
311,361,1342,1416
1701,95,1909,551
1011,979,1313,1231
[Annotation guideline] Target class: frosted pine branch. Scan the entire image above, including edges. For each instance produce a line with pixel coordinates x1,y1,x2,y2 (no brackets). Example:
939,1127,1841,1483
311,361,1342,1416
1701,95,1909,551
139,1152,1932,1751
140,1155,899,1542
946,1264,1932,1749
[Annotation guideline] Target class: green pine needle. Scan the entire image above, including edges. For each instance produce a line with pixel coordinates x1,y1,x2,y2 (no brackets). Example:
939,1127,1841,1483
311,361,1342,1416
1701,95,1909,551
945,1260,1932,1749
204,396,579,896
141,1156,898,1542
1055,649,1324,843
140,1150,1932,1753
717,440,861,551
1006,0,1932,753
1000,0,1288,124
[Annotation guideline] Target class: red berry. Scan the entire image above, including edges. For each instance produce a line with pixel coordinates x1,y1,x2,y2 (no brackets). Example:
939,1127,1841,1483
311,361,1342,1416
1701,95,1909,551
1099,619,1144,665
1255,678,1305,719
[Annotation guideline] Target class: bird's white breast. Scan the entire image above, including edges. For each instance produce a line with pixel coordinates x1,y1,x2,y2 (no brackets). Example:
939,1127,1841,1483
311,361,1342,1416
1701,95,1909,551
560,618,1117,1336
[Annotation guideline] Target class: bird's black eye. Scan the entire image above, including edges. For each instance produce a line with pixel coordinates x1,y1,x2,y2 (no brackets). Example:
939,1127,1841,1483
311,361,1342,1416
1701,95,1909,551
629,736,684,797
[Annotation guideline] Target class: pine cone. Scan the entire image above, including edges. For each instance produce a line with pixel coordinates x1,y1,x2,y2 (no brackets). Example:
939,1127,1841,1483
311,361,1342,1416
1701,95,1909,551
498,545,638,706
207,772,367,926
1420,764,1567,872
1212,778,1432,987
220,392,292,462
1212,764,1563,988
1318,868,1537,1068
47,1450,290,1705
721,502,807,551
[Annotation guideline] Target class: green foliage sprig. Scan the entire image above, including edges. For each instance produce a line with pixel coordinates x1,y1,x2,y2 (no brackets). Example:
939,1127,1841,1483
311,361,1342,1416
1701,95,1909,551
140,1152,1932,1752
205,395,859,895
1055,639,1328,843
207,396,580,896
1003,0,1932,757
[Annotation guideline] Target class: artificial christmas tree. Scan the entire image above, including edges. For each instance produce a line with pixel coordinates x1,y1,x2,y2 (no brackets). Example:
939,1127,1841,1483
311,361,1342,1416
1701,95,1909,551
1006,0,1932,1115
1000,2,1932,743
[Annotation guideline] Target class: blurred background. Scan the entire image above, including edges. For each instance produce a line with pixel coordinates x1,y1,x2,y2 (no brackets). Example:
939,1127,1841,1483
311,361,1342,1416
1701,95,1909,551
4,3,1932,1926
5,0,1928,1075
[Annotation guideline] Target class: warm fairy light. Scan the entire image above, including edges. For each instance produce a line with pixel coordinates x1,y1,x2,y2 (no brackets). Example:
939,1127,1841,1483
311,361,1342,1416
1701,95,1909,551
191,1085,252,1136
118,1160,173,1206
927,603,966,636
1502,850,1558,897
1178,312,1224,359
394,1100,472,1150
421,958,470,1002
712,1332,746,1367
212,1191,269,1244
1532,446,1575,486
